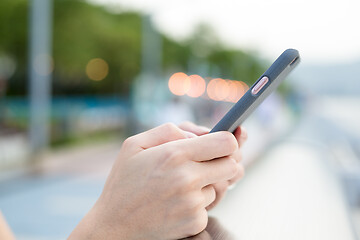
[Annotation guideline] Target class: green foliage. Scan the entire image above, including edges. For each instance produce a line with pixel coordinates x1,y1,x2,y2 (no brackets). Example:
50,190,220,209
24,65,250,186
0,0,29,94
0,0,265,96
53,0,143,95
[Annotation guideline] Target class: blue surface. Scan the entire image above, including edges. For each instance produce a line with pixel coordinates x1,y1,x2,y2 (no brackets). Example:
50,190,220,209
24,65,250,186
6,95,129,119
0,175,105,239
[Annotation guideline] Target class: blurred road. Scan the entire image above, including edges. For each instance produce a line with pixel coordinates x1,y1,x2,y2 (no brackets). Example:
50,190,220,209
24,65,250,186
0,142,119,240
0,96,359,240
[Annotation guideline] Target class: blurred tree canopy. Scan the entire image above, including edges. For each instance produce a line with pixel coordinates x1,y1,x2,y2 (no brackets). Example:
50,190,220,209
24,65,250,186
0,0,265,96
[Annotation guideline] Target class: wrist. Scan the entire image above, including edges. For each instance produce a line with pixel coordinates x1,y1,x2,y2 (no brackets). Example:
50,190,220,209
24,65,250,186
68,200,129,240
68,205,104,240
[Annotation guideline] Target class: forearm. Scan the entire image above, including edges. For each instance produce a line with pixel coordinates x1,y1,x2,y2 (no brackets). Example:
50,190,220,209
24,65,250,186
68,203,129,240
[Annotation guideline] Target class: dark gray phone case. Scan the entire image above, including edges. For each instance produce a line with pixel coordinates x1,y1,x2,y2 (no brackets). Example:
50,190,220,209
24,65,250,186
210,48,300,133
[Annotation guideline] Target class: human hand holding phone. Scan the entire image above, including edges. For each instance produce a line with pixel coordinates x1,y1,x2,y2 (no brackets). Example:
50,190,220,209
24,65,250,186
179,121,247,210
69,123,241,240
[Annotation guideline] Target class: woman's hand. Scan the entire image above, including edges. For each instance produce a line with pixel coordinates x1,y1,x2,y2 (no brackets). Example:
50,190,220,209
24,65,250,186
69,123,241,240
178,122,247,210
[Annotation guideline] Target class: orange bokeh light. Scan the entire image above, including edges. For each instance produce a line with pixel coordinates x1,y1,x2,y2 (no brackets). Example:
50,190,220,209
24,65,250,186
207,78,221,101
230,80,249,102
186,75,206,98
225,80,240,103
240,81,249,92
234,81,246,102
168,72,191,96
86,58,109,81
168,73,250,102
215,78,230,101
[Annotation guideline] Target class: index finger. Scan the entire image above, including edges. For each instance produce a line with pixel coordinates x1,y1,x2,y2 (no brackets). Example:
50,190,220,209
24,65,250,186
166,131,238,162
122,123,194,155
178,121,210,136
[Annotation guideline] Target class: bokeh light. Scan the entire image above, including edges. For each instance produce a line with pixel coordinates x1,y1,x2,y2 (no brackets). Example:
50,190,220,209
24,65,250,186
225,80,240,103
207,78,221,101
186,74,206,98
214,78,230,101
169,73,250,102
227,80,248,103
207,78,249,102
168,72,191,96
240,80,249,92
86,58,109,81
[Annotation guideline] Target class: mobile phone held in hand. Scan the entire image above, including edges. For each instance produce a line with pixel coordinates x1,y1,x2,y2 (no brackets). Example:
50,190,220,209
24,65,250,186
210,48,300,133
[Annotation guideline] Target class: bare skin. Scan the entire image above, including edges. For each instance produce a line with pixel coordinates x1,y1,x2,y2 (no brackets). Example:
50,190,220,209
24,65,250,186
69,122,247,240
178,122,247,210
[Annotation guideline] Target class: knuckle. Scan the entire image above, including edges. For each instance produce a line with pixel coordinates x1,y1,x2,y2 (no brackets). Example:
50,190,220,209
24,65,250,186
221,132,238,153
161,123,188,139
214,181,228,194
208,185,216,202
227,157,239,176
228,164,245,185
179,172,200,191
185,210,208,236
122,136,137,149
173,170,200,193
237,163,245,178
234,150,243,163
162,122,180,134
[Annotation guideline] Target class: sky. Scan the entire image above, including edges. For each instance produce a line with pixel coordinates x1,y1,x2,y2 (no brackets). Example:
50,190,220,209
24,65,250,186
89,0,360,64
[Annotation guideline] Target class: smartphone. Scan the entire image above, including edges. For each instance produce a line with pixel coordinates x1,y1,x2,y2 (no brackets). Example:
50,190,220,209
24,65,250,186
210,48,300,133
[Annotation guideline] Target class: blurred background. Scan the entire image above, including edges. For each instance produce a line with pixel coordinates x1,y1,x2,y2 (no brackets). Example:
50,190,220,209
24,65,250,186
0,0,359,239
